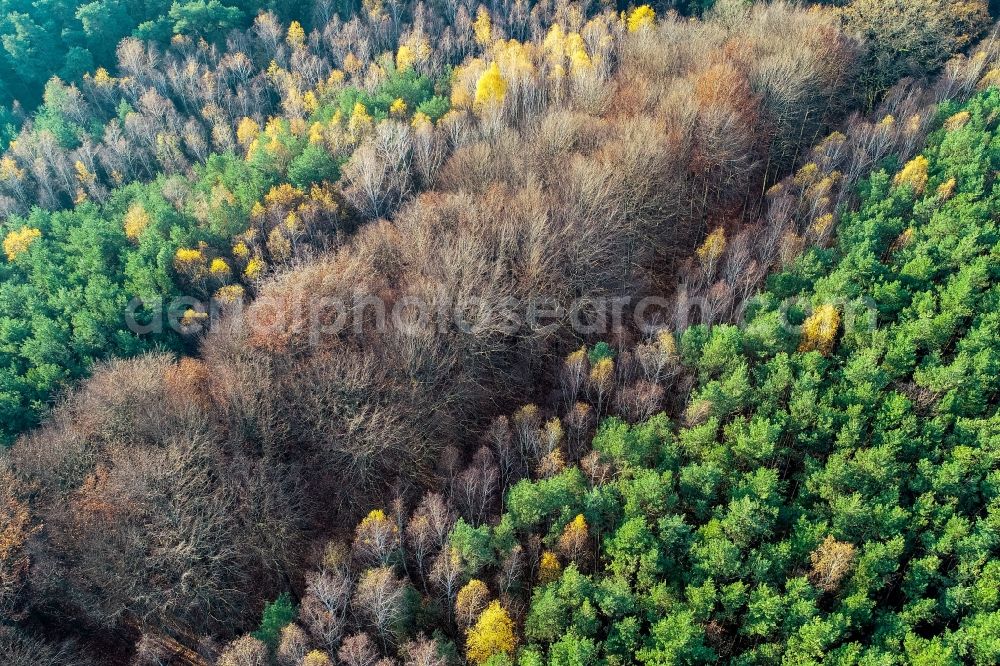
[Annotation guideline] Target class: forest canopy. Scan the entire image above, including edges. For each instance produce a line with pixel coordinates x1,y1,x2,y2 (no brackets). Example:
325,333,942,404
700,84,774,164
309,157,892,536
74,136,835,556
0,0,998,665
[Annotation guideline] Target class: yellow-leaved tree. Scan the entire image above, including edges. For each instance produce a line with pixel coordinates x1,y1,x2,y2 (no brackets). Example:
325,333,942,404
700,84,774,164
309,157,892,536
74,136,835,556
538,550,562,583
799,304,841,355
348,101,373,137
301,650,333,666
0,156,24,181
174,246,207,277
397,44,415,71
455,579,489,628
473,7,492,46
474,62,507,112
3,227,41,261
214,284,245,304
588,357,614,413
627,5,655,32
390,98,408,116
353,508,400,564
286,20,306,48
696,227,726,276
558,514,589,563
894,155,929,194
466,600,517,665
123,204,151,242
244,257,266,281
236,117,260,148
209,258,231,279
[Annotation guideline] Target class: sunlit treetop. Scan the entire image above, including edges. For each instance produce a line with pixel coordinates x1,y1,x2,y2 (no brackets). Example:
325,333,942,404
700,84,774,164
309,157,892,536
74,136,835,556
3,227,41,261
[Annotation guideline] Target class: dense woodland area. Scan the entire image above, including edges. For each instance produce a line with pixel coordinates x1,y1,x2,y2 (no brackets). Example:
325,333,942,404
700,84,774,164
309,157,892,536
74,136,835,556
1,0,1000,664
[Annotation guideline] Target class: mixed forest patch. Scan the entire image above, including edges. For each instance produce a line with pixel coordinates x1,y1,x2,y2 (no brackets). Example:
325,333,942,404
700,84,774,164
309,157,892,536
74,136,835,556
0,1,998,665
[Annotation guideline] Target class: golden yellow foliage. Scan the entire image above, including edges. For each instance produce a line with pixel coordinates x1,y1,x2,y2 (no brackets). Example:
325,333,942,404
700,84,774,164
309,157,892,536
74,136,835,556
456,579,490,627
810,213,835,239
543,24,566,59
356,509,397,543
390,97,408,116
589,357,614,391
978,67,1000,90
538,551,562,584
558,514,589,562
124,204,151,241
214,284,245,304
236,117,260,148
244,257,266,280
543,417,564,449
627,5,655,32
450,60,491,109
174,247,207,276
359,508,388,527
210,258,231,278
352,507,401,564
495,39,536,79
93,66,115,88
283,212,301,233
343,53,362,76
308,121,325,144
656,330,677,359
303,90,319,114
696,228,726,266
302,651,333,666
180,308,208,327
265,183,305,207
348,101,373,136
326,69,346,88
473,7,492,46
568,35,592,73
397,44,415,71
233,241,250,260
465,601,517,665
474,62,507,112
944,110,971,131
263,117,285,146
536,449,566,478
309,182,340,213
0,156,24,181
3,227,41,261
412,111,433,131
75,160,95,186
513,403,540,429
286,21,306,48
798,304,840,356
794,162,819,188
937,177,957,200
894,155,929,194
174,248,203,263
566,346,587,368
